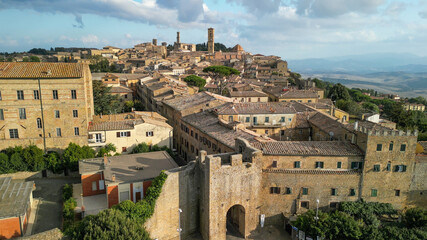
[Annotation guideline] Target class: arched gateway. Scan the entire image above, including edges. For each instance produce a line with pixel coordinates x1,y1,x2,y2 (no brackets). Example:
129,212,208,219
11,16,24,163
226,204,246,237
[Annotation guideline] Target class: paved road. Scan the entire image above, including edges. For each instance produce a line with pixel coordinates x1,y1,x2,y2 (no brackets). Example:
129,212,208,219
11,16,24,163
31,177,80,234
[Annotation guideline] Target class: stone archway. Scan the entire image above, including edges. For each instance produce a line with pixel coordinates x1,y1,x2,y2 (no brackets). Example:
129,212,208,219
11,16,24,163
226,204,246,238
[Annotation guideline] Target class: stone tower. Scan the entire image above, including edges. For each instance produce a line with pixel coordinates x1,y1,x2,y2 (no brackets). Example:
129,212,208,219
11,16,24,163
152,38,157,46
208,28,214,54
176,32,180,44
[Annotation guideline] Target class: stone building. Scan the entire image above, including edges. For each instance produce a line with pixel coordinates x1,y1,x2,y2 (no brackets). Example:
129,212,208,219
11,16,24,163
263,87,320,103
0,62,94,151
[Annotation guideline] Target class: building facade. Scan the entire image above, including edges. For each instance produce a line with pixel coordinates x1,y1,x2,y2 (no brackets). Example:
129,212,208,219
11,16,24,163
0,62,94,151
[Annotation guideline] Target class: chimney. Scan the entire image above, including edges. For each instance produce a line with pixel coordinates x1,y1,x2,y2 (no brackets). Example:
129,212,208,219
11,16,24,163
103,153,108,166
112,174,116,182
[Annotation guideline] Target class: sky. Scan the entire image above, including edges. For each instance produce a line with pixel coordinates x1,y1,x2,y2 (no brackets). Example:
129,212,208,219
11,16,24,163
0,0,426,59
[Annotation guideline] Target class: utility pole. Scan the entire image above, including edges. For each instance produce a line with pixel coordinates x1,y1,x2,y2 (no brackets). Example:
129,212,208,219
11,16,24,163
38,78,47,153
177,208,182,240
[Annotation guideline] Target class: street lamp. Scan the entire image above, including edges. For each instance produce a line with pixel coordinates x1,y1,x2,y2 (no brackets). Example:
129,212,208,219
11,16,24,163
177,208,183,240
314,199,320,221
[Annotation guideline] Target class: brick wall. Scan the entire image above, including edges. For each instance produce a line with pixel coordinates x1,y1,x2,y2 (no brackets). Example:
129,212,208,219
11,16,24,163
0,217,21,239
81,173,105,197
107,185,119,208
143,181,152,197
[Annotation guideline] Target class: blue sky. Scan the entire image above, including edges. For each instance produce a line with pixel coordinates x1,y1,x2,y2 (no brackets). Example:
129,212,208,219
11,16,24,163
0,0,426,59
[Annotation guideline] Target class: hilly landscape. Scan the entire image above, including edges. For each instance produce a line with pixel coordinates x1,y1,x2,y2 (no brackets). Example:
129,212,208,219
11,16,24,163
289,53,427,98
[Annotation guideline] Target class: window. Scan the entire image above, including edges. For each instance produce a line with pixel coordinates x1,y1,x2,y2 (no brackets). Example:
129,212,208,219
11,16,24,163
34,90,39,100
288,118,292,122
394,165,407,172
308,100,312,103
52,90,58,99
253,117,257,124
389,142,394,151
92,181,97,191
351,162,363,169
74,127,80,136
371,189,378,197
258,98,261,102
56,128,62,137
350,188,356,196
386,162,391,171
95,133,102,143
228,116,233,122
19,108,26,119
117,131,131,137
54,110,60,118
337,162,342,169
280,130,285,136
245,117,250,122
272,161,277,168
37,118,42,129
17,90,24,100
294,161,301,168
300,201,309,209
331,188,337,196
280,117,285,122
315,161,324,169
0,91,2,100
0,109,4,120
286,187,292,194
376,144,382,151
400,144,406,152
270,187,280,194
190,130,193,137
265,117,269,123
265,130,269,134
395,190,400,196
146,131,154,137
302,188,308,195
9,129,19,139
73,110,78,118
195,133,198,140
373,164,381,172
122,147,127,152
99,180,105,190
71,90,77,99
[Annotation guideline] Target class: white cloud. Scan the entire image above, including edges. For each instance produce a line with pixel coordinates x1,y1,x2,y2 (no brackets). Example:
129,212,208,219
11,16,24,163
81,34,99,44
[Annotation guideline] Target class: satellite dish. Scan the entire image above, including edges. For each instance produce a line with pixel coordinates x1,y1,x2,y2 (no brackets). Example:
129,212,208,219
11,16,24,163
329,131,334,137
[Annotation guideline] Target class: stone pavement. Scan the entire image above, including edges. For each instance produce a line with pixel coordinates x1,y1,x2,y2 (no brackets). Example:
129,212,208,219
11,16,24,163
185,225,292,240
73,183,108,216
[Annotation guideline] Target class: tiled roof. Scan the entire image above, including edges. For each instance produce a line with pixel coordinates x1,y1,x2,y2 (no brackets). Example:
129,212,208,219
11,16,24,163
88,120,142,131
251,141,363,156
163,91,233,111
0,62,83,79
182,110,271,148
229,90,267,97
308,112,345,134
0,177,34,218
215,102,311,115
345,120,394,132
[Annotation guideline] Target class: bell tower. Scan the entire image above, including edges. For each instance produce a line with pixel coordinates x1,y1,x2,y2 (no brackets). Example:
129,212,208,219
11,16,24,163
208,28,214,54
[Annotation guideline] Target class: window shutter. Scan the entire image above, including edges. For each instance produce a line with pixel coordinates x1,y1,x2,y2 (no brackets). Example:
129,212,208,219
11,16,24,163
152,131,154,136
402,165,407,172
117,132,120,137
146,132,148,137
89,134,93,139
270,187,274,194
277,187,281,194
127,131,131,137
394,165,399,172
321,162,324,168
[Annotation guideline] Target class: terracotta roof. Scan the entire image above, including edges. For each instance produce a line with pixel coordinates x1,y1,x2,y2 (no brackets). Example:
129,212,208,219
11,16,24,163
163,91,232,111
0,62,83,79
345,120,394,132
251,141,363,156
102,73,119,79
308,112,345,134
215,102,311,115
263,86,318,99
89,120,142,131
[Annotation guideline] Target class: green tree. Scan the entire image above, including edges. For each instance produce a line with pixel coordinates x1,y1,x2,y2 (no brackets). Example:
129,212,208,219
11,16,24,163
328,83,351,101
9,152,27,171
336,99,363,115
73,209,150,240
203,66,240,95
92,80,124,115
96,143,117,157
293,210,330,238
22,145,45,171
131,143,150,154
183,75,206,91
325,211,363,240
22,57,30,62
63,143,95,171
0,153,11,173
45,151,63,173
29,56,41,62
362,102,380,113
402,208,427,228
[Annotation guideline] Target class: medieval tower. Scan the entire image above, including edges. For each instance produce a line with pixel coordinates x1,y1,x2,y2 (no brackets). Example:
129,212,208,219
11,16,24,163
208,28,214,54
176,31,181,44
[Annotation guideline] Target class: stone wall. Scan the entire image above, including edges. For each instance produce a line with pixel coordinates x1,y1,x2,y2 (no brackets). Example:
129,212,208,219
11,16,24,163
408,155,427,208
144,162,200,240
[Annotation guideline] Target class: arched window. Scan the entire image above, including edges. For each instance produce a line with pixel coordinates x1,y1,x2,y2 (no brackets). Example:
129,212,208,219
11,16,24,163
37,118,42,129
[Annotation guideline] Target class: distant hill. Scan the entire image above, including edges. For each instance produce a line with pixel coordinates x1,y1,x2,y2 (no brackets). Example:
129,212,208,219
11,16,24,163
289,53,427,74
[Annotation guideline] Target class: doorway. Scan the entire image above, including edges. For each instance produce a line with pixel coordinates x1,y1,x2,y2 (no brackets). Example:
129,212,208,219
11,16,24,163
226,205,245,238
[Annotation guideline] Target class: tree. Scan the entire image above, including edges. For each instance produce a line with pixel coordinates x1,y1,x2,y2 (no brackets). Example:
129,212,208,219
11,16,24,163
63,143,95,171
402,208,427,228
45,151,63,173
96,143,117,157
293,210,330,238
203,66,240,95
131,143,150,154
28,48,49,55
0,153,11,174
183,75,206,91
325,211,363,240
362,102,379,113
22,57,30,62
123,100,144,112
9,152,27,171
92,80,124,115
73,209,150,240
22,145,45,171
29,56,41,62
328,83,351,101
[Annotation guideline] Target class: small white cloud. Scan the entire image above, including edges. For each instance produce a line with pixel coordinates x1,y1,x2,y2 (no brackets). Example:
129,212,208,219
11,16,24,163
125,33,132,39
81,34,99,44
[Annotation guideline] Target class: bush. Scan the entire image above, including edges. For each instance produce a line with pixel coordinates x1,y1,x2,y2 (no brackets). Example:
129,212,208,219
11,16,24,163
0,153,11,174
96,143,117,157
63,143,96,171
131,143,150,153
45,152,63,173
63,198,77,222
63,184,73,202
